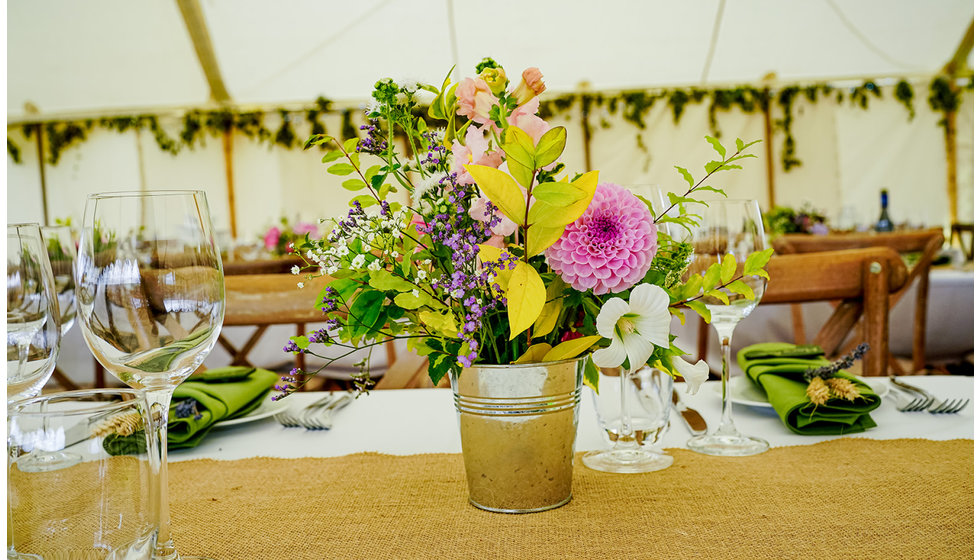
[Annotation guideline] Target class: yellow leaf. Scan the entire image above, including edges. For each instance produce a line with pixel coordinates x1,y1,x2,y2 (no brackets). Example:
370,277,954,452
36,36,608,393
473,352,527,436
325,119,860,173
525,224,566,257
419,310,458,337
465,164,527,226
507,261,545,340
514,343,552,364
532,278,568,338
542,335,602,362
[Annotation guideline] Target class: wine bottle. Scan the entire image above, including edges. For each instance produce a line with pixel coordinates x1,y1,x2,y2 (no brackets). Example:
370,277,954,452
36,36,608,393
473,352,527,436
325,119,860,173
874,189,894,232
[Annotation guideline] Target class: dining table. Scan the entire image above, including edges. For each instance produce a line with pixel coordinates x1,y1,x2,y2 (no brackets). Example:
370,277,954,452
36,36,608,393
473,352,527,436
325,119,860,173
163,375,974,559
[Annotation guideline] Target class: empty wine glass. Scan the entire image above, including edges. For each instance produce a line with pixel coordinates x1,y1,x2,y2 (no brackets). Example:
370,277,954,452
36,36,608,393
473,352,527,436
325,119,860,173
16,225,83,473
7,224,61,402
76,190,224,560
685,199,770,456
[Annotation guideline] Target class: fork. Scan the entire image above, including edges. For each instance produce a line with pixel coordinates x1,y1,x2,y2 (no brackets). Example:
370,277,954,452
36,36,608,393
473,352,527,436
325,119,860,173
298,392,354,430
275,394,338,428
888,375,969,414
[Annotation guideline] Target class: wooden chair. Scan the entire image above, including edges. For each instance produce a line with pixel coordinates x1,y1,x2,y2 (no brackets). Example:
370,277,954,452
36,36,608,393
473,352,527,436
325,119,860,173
695,247,908,376
771,229,944,373
950,223,973,261
374,352,451,390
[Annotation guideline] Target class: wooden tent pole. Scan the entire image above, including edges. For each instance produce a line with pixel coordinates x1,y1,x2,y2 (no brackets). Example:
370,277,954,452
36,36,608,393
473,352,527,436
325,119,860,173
941,19,973,226
34,124,50,225
223,128,237,238
761,88,776,210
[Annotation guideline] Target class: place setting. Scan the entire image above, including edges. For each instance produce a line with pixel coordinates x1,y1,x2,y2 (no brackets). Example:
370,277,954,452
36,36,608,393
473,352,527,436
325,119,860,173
6,5,975,558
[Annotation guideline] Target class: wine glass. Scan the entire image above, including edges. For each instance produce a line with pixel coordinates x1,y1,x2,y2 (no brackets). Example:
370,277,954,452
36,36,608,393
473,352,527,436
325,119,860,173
685,199,770,456
7,223,61,560
15,226,83,473
7,224,61,402
76,190,224,560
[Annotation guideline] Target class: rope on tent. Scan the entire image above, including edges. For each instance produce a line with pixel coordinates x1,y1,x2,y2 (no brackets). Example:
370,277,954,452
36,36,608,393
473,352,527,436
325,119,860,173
700,0,726,84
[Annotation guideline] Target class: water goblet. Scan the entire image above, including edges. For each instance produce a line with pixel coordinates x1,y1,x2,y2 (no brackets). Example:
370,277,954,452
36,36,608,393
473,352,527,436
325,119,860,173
685,199,770,456
76,190,224,560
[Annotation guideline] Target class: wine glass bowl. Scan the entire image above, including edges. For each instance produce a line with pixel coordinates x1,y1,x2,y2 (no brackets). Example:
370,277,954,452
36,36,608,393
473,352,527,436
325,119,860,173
7,223,61,403
684,199,770,457
75,190,224,560
40,225,78,336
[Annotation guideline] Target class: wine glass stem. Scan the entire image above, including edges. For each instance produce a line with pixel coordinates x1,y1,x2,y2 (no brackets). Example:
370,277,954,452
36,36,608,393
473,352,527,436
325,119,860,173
614,368,638,450
144,388,177,560
714,322,739,437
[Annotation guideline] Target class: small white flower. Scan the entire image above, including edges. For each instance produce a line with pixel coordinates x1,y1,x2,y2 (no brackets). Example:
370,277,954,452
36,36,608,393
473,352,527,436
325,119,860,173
591,284,671,373
671,356,710,395
290,265,300,275
391,251,400,259
412,289,420,297
297,282,305,289
351,254,366,268
335,245,350,257
416,269,427,281
327,265,339,275
367,260,382,271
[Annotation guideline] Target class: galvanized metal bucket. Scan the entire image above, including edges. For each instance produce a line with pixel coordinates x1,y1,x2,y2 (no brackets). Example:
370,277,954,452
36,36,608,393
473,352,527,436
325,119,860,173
450,357,585,513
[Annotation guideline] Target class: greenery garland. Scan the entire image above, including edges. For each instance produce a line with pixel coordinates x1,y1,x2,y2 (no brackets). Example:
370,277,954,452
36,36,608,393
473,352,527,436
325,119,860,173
6,77,971,172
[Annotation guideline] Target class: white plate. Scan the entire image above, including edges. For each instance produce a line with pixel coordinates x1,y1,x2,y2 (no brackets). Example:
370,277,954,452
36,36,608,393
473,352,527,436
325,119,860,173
714,376,890,408
212,398,290,428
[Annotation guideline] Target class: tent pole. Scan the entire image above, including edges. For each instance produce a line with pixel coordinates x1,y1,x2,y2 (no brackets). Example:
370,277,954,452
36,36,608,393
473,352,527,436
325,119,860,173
581,98,593,172
223,129,237,238
176,0,230,104
761,89,776,210
34,124,50,225
941,19,972,227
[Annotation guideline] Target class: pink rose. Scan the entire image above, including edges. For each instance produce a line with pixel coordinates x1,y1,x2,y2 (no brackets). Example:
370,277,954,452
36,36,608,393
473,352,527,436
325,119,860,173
452,125,504,185
263,227,281,250
456,77,497,126
511,67,546,106
507,97,550,144
468,195,518,237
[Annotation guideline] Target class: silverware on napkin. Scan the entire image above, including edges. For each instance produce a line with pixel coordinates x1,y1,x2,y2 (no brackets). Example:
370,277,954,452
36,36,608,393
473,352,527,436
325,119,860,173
672,389,707,436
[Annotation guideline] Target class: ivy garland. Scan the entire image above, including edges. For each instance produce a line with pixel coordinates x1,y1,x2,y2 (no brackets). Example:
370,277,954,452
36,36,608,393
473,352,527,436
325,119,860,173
6,78,971,172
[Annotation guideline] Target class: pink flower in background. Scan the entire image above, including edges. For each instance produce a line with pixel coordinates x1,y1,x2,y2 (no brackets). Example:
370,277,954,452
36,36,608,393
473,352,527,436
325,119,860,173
456,77,497,126
263,226,281,250
511,67,546,106
468,194,518,236
545,182,657,295
293,222,318,236
506,97,550,143
452,126,503,185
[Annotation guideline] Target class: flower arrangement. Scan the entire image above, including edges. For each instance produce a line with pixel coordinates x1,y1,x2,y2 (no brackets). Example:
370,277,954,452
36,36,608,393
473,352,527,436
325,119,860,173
763,204,829,235
279,59,771,398
261,218,321,257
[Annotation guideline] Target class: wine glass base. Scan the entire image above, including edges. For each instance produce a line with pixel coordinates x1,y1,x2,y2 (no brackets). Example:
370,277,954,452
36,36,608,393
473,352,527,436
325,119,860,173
686,433,770,457
582,448,674,473
15,450,82,473
8,551,43,560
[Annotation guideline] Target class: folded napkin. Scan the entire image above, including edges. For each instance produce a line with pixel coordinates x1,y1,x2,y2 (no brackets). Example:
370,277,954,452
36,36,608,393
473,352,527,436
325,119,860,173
736,342,881,435
105,366,279,454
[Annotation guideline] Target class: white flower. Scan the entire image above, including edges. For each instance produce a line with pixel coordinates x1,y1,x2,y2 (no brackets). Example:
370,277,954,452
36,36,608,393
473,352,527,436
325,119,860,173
291,265,300,275
416,269,427,281
297,282,305,289
367,259,382,271
351,254,366,269
591,284,671,373
670,356,710,395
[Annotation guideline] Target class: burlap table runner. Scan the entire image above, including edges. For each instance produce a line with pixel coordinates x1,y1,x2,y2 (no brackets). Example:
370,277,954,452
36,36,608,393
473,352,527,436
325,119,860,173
159,438,973,559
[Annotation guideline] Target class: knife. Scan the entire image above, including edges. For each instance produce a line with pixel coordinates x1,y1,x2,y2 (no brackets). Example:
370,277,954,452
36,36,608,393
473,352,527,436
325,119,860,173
671,389,707,436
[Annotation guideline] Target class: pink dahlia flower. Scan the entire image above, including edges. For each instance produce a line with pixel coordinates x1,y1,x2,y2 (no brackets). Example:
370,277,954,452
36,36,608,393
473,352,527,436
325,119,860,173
545,182,657,295
263,226,281,250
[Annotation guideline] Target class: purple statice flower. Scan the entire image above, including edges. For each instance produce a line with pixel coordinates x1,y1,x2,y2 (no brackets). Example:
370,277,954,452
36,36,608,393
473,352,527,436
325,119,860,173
357,119,388,154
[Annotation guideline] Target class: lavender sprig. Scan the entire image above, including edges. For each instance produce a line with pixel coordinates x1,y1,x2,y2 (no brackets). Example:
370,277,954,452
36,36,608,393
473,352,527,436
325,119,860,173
803,343,870,382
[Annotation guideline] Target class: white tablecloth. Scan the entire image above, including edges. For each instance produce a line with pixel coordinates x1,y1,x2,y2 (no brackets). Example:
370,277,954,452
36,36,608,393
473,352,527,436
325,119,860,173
170,375,974,463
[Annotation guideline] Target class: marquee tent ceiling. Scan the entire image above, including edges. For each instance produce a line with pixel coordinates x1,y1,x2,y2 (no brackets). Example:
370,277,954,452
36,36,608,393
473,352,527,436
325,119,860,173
7,0,974,122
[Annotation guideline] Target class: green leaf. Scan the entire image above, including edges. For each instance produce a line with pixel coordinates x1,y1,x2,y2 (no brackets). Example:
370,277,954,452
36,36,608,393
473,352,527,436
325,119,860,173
675,166,695,187
720,253,737,283
328,163,355,176
364,164,381,179
706,289,730,305
427,353,455,386
743,247,774,279
507,261,546,340
343,137,359,152
368,270,415,292
289,335,310,350
515,343,552,364
685,300,711,323
419,310,458,337
534,126,567,168
583,355,600,394
525,224,565,257
341,179,365,191
350,195,377,208
706,135,726,158
532,278,567,338
736,138,745,151
348,290,385,335
668,192,708,207
542,335,602,362
505,125,536,154
321,150,344,163
393,290,434,309
701,262,722,292
679,274,702,300
668,307,687,325
693,185,727,197
526,171,599,228
465,164,527,225
726,279,757,301
533,181,585,206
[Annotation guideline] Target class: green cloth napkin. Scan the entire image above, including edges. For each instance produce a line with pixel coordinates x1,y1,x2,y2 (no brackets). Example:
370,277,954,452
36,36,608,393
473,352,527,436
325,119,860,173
105,366,280,454
736,342,881,435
